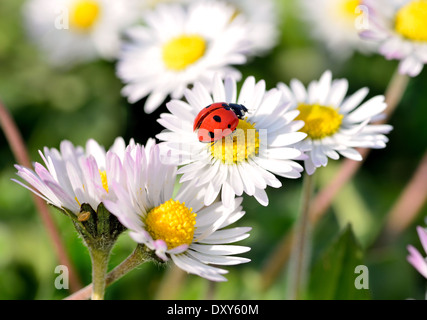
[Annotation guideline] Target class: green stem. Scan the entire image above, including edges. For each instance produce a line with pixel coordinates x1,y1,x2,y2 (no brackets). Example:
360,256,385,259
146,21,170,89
64,244,151,300
89,246,112,300
105,244,150,285
286,172,315,300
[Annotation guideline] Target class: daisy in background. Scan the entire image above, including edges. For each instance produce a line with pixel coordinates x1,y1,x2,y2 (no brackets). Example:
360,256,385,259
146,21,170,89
156,74,306,208
13,137,129,215
117,0,252,113
23,0,139,67
360,0,427,77
299,0,377,60
277,70,393,175
138,0,279,56
103,140,251,282
407,226,427,280
208,0,280,57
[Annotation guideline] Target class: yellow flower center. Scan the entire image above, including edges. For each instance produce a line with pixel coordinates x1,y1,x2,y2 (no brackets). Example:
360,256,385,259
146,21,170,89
70,0,101,31
162,35,207,71
145,199,197,250
340,0,360,17
210,119,259,164
99,170,108,193
395,0,427,42
296,104,343,140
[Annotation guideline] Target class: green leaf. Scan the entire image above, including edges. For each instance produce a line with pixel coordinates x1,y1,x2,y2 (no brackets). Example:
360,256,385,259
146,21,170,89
308,224,371,300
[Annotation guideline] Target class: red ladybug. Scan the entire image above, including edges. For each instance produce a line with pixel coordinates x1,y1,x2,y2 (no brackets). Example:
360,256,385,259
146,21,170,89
193,102,248,142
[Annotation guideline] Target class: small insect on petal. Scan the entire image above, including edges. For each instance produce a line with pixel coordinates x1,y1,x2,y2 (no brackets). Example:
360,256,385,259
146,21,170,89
78,211,91,221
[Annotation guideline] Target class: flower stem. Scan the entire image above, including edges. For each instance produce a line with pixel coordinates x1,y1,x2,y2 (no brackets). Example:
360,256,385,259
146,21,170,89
90,246,112,300
64,244,150,300
381,150,427,240
286,173,315,300
0,99,83,292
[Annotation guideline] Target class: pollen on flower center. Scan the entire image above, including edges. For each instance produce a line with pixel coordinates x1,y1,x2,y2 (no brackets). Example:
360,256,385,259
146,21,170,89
162,35,206,71
145,199,197,250
99,170,108,193
395,0,427,42
296,103,343,140
70,0,101,31
210,119,259,164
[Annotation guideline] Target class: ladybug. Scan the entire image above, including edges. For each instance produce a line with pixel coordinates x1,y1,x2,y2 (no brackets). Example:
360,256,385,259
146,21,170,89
193,102,248,142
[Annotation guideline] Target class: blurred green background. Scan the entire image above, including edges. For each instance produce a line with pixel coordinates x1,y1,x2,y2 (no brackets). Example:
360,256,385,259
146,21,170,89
0,0,426,300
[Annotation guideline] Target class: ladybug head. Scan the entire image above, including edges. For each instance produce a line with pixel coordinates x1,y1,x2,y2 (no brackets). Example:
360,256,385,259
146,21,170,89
228,103,248,119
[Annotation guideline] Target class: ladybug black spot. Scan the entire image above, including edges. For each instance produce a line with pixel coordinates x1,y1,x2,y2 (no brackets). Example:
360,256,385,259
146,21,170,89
213,115,221,122
228,124,231,128
208,132,215,138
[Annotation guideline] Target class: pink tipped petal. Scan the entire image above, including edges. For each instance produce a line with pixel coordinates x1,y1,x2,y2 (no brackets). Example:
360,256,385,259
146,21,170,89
407,245,427,279
416,226,427,255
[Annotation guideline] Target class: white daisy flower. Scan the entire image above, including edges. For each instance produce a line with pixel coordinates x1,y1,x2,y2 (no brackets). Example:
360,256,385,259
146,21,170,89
145,0,280,56
277,70,393,175
299,0,376,59
13,137,130,215
359,0,427,77
211,0,280,56
103,140,251,282
156,74,306,208
116,0,252,113
23,0,139,67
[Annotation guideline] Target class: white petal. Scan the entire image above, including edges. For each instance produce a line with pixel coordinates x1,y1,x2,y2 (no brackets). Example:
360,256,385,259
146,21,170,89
171,254,228,282
191,244,251,256
269,132,307,147
144,91,168,114
228,164,244,196
316,70,332,105
224,76,237,102
237,76,255,105
187,250,250,265
254,187,269,206
212,74,226,102
340,87,369,114
345,95,386,123
221,179,236,209
290,79,307,102
338,148,363,161
326,79,348,107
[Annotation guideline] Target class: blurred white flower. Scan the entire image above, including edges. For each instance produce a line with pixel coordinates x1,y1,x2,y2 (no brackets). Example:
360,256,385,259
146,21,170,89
218,0,280,56
23,0,139,67
360,0,427,76
116,0,252,113
137,0,280,56
278,70,393,175
300,0,377,59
